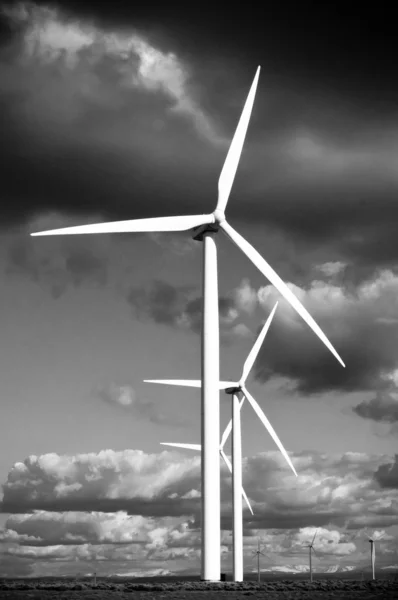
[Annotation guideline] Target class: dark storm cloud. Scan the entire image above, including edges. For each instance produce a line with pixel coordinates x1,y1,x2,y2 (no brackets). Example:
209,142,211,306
249,270,398,394
126,279,239,336
374,455,398,489
352,392,398,425
0,1,227,230
2,1,398,277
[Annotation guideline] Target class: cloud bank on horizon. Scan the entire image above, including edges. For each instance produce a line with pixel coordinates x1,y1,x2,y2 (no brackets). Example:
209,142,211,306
0,449,397,577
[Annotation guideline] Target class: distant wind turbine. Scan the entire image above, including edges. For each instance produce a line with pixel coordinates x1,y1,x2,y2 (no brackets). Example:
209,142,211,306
30,66,344,581
147,301,297,582
369,536,376,581
363,530,386,580
305,528,319,582
252,539,267,584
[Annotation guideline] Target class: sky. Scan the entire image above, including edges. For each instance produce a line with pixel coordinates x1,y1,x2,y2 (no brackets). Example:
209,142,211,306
1,0,398,579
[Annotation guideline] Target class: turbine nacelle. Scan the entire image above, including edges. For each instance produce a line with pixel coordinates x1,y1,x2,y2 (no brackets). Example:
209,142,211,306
225,385,241,395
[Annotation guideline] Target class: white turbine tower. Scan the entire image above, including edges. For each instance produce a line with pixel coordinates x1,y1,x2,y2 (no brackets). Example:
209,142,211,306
147,301,297,582
30,67,345,581
159,433,253,583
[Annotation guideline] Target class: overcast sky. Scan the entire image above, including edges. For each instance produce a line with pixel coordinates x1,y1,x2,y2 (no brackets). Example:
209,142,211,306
1,0,398,579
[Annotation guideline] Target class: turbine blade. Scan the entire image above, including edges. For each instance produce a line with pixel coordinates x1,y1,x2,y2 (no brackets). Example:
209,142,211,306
240,302,278,384
220,450,253,514
220,221,345,368
145,379,236,390
242,487,254,515
31,214,215,237
220,449,232,473
311,529,318,545
216,67,261,213
144,380,202,388
242,385,298,477
220,420,233,450
363,529,372,541
160,442,201,451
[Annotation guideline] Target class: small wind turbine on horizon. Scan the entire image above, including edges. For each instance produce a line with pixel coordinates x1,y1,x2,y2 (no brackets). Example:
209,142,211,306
148,301,297,582
363,530,386,580
305,529,319,583
252,539,268,584
369,535,376,581
30,66,345,581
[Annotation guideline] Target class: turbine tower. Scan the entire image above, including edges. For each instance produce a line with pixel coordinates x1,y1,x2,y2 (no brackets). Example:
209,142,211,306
30,67,345,581
148,301,297,582
160,431,253,583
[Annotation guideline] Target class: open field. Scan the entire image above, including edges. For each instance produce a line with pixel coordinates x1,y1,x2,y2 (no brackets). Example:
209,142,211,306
1,578,398,599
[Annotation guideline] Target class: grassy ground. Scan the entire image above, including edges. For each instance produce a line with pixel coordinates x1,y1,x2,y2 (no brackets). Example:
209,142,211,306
1,579,398,599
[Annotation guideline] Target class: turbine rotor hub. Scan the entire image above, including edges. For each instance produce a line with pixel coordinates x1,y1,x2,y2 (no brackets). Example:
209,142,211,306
213,209,226,223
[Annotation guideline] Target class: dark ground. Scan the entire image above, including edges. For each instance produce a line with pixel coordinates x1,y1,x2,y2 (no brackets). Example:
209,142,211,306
1,574,398,599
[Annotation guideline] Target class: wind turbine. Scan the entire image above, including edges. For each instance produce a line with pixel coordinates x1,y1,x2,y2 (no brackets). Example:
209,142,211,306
252,539,266,583
306,528,319,582
369,535,376,581
147,301,297,582
363,530,385,580
30,67,345,581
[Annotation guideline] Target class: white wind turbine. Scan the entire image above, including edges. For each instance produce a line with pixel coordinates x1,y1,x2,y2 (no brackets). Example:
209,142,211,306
362,529,386,580
369,534,376,581
30,66,345,581
147,301,298,582
252,539,271,584
306,528,319,582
